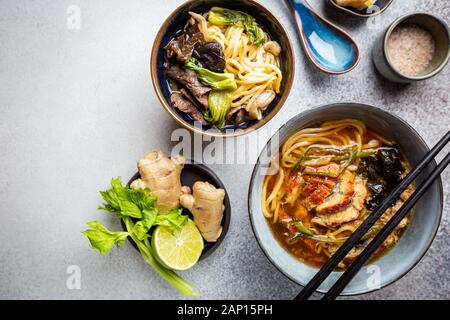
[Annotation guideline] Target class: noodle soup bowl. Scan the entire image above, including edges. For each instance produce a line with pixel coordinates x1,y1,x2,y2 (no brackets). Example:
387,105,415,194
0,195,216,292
151,0,295,137
248,103,443,295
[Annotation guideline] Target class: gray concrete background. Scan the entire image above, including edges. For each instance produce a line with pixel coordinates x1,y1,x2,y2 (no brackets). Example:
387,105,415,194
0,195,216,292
0,0,449,300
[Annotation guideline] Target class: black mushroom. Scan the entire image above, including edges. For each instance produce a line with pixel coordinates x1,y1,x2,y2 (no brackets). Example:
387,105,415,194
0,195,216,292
192,42,226,72
377,147,404,185
165,21,205,62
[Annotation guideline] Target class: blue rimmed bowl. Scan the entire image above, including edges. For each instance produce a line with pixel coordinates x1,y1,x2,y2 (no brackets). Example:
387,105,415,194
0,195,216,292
248,103,443,295
328,0,394,17
150,0,294,138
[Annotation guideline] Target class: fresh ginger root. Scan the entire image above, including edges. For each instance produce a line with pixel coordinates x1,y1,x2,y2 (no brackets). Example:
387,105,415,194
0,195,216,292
180,181,225,242
131,150,186,214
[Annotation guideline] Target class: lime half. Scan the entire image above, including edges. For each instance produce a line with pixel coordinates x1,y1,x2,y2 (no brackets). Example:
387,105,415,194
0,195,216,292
152,219,203,271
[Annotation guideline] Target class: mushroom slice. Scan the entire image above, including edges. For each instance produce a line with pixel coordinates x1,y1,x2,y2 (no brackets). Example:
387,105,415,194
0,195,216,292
247,90,276,120
264,41,281,56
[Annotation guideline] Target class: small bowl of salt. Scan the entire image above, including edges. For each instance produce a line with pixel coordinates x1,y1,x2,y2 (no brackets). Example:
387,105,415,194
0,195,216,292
373,13,450,83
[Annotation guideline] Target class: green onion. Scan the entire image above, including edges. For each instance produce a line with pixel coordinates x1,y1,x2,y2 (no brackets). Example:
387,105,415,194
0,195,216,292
293,145,347,172
289,232,346,244
294,221,314,236
293,145,373,177
303,149,377,163
361,226,380,241
290,220,346,244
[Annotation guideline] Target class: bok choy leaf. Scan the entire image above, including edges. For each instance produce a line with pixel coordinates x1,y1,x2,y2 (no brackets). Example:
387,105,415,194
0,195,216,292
207,7,265,46
205,90,232,128
184,57,237,91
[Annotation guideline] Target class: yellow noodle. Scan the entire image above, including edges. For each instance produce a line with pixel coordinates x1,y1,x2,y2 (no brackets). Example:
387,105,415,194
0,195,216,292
273,203,280,224
262,175,273,218
261,119,410,271
188,11,283,116
267,169,284,205
263,120,370,236
362,139,380,149
370,130,393,145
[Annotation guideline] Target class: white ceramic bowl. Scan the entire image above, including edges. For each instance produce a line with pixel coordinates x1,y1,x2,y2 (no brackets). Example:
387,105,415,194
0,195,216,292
248,103,443,295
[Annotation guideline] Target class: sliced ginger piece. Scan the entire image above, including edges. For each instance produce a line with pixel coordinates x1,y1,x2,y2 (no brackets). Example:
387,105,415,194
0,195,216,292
180,181,225,242
131,150,186,214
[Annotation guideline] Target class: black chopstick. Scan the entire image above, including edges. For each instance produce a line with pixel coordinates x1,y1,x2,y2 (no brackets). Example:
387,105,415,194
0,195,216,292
295,130,450,300
322,151,450,300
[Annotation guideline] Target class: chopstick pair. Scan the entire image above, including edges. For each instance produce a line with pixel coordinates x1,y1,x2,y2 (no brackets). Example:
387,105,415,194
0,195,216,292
295,130,450,300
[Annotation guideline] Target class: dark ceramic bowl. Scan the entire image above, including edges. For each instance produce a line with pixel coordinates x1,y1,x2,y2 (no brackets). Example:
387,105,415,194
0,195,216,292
248,103,443,295
150,0,294,137
328,0,394,17
124,162,231,260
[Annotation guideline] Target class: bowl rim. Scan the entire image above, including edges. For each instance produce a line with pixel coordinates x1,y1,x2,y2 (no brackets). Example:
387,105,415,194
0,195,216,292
150,0,295,138
247,102,444,296
383,12,450,81
327,0,395,18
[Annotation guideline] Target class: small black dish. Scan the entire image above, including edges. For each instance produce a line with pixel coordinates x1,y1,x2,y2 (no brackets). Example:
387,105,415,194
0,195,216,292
122,162,231,260
328,0,394,18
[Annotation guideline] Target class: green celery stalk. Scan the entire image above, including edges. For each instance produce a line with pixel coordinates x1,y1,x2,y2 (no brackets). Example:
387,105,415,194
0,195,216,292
122,216,200,296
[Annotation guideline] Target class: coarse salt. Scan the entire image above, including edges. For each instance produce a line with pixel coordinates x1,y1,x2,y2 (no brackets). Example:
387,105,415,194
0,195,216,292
387,24,435,77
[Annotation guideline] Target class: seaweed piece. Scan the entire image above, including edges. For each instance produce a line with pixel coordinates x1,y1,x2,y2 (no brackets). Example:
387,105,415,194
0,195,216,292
359,146,405,210
377,147,404,186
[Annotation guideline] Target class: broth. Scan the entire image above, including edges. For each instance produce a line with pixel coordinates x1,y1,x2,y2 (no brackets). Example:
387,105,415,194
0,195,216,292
262,119,413,270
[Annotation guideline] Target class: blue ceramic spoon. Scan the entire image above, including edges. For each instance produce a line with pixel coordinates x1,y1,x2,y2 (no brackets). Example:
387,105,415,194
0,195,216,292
287,0,360,74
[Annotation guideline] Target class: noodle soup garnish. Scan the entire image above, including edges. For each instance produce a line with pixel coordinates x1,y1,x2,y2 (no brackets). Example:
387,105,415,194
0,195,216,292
164,7,283,129
262,119,413,270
